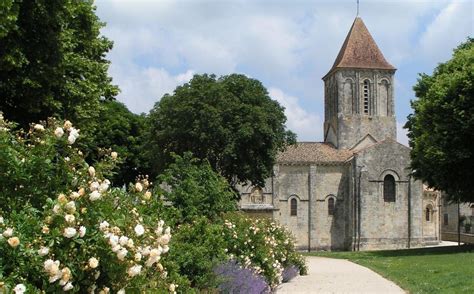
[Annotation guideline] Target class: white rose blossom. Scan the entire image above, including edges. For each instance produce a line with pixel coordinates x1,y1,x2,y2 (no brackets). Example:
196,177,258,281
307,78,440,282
64,214,75,224
13,284,26,294
69,127,79,138
89,190,101,201
63,227,77,238
112,244,122,253
79,226,86,237
3,227,13,237
88,257,99,269
65,201,76,213
135,182,143,192
67,134,77,145
117,248,128,261
143,191,152,200
54,127,64,138
63,120,73,130
70,191,80,199
88,166,96,177
7,236,20,248
38,246,50,256
98,182,109,193
63,282,73,291
117,289,125,294
111,151,118,160
119,236,129,246
89,181,100,191
134,224,145,236
127,265,142,277
99,221,109,231
34,124,45,132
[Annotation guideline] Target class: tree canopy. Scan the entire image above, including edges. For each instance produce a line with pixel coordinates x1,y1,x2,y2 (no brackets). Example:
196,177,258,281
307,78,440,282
156,153,237,224
146,74,296,188
0,0,118,129
86,100,148,186
405,38,474,203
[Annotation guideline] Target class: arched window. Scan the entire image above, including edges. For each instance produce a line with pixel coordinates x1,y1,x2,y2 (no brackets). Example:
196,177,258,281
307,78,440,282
328,197,335,216
290,198,297,216
383,174,396,202
363,80,370,115
426,206,431,222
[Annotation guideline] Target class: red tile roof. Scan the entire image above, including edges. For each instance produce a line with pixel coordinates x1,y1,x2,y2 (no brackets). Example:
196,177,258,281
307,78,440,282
277,142,353,164
324,17,395,78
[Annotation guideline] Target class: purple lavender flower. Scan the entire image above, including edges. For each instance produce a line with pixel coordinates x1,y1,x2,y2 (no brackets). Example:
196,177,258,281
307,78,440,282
214,260,271,294
282,265,299,283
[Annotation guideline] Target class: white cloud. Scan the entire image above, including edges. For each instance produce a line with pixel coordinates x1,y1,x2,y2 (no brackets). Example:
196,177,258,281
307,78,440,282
417,0,473,64
269,88,322,141
110,62,194,114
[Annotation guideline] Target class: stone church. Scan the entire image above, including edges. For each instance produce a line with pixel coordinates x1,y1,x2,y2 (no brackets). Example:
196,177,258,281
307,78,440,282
238,17,440,251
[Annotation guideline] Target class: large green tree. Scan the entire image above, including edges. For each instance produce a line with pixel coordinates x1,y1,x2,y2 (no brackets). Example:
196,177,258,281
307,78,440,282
87,100,148,186
147,74,295,188
0,0,118,129
405,38,474,203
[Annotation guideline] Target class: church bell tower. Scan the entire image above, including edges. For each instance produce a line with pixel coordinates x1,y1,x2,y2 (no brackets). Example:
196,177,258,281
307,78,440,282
323,17,397,150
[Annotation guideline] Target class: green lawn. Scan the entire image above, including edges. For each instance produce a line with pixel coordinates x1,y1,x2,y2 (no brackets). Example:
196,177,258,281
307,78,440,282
306,245,474,294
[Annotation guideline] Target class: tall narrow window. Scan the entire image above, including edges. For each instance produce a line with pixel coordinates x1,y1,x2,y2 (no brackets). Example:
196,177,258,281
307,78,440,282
328,198,335,216
444,213,449,226
290,198,297,216
383,174,396,202
363,80,370,114
425,207,431,222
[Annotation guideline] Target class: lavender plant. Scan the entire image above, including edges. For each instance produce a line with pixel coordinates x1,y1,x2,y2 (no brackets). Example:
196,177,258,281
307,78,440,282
214,260,270,294
282,265,299,283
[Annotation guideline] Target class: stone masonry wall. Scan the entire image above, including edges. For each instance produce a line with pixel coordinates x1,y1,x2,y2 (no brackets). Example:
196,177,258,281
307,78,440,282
310,164,351,251
323,69,397,149
273,165,310,250
355,140,424,250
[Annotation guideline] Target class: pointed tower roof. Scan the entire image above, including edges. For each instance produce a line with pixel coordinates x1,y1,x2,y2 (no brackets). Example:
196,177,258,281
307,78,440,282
324,17,395,78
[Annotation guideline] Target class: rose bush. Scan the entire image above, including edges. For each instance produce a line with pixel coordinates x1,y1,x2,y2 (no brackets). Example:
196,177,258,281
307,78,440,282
221,213,307,288
0,114,306,293
0,115,176,293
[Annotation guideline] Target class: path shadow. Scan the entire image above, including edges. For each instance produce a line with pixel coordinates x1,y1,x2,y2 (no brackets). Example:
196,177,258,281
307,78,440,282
367,244,474,257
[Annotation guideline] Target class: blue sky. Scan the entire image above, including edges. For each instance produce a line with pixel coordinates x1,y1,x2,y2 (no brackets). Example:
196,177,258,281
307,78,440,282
95,0,473,145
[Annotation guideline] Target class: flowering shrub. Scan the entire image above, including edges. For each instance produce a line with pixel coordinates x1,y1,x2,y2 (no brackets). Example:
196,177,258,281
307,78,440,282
162,217,227,292
222,213,307,288
214,260,270,294
0,115,177,293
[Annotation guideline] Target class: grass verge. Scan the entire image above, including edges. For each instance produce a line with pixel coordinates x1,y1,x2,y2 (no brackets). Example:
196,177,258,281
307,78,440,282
306,245,474,293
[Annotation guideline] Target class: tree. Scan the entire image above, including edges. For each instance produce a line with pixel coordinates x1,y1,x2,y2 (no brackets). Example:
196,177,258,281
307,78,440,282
405,38,474,203
156,153,237,224
0,0,118,129
0,0,19,38
86,100,148,186
147,74,296,188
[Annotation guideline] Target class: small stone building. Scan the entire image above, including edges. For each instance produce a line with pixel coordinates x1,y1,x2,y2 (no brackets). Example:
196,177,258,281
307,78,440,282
238,17,440,251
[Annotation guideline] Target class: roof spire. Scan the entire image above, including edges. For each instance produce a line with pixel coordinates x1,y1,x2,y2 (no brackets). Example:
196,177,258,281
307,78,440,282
323,17,395,78
357,0,359,16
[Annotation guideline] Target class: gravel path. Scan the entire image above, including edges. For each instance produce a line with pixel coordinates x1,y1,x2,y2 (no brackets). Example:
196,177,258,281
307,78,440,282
277,257,405,294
